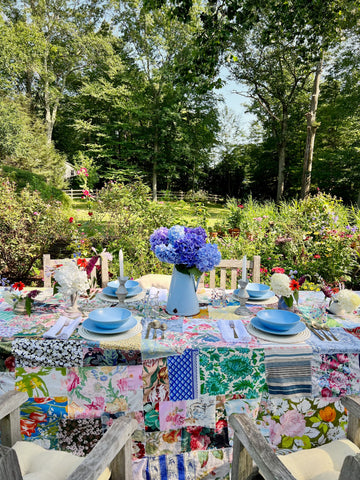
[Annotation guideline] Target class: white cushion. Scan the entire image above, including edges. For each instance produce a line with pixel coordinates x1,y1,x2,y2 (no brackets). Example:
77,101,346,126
13,441,111,480
278,439,360,480
136,274,171,290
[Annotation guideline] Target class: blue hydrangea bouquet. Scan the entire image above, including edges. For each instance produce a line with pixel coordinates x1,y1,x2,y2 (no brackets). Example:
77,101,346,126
150,225,221,278
150,225,222,315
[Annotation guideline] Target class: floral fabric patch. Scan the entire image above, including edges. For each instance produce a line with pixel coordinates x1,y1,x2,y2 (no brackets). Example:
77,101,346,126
311,352,360,397
20,397,68,450
143,358,169,403
159,400,186,431
257,393,346,453
67,365,142,418
13,338,83,368
145,430,183,456
58,417,103,456
199,346,266,397
15,366,67,397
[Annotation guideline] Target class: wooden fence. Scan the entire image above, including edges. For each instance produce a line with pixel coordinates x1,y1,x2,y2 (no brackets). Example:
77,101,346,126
63,189,224,203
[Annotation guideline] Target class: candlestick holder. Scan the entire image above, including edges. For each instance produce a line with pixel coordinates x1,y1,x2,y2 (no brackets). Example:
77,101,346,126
116,276,128,307
235,280,252,316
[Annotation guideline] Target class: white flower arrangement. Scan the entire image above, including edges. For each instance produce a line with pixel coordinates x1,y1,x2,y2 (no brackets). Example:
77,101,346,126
270,273,292,297
270,272,302,308
332,289,360,313
53,260,90,297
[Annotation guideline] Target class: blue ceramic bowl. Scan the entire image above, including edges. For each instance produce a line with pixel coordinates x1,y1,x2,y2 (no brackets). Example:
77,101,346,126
256,309,300,332
107,280,140,295
88,307,132,330
246,283,270,298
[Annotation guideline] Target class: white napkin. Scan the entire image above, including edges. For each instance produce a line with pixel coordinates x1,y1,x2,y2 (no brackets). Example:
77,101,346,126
43,316,81,340
218,319,251,343
148,287,168,303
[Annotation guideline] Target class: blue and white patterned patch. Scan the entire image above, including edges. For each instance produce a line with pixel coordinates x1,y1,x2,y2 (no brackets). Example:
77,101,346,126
167,349,199,401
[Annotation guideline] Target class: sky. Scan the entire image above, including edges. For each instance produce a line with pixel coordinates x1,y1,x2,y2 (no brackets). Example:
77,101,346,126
218,72,256,137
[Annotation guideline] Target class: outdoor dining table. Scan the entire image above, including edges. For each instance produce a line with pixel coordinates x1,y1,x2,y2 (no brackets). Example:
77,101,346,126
0,287,360,480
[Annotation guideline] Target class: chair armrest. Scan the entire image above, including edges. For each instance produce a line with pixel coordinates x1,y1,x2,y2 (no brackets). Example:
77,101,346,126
0,391,28,420
67,416,138,480
342,396,360,447
0,391,28,447
229,413,297,480
341,395,360,417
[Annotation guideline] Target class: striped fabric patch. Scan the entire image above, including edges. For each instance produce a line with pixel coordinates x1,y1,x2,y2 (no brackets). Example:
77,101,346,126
265,345,313,397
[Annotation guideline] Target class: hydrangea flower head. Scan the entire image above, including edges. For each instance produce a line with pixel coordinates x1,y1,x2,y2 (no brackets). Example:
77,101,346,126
150,225,221,273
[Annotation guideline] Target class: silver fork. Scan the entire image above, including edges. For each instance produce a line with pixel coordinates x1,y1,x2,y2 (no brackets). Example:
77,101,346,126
319,324,338,341
229,321,239,338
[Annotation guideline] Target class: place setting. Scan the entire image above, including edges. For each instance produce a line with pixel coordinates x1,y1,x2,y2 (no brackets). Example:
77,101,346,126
78,306,142,341
246,309,311,343
233,282,277,305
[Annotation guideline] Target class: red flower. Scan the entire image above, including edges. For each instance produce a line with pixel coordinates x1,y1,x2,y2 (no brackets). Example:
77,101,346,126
29,411,47,423
20,418,38,436
77,258,88,268
13,281,25,291
271,267,285,274
237,204,244,208
88,212,93,216
69,217,74,223
314,254,321,259
34,397,52,403
82,190,90,197
4,355,15,372
290,279,300,291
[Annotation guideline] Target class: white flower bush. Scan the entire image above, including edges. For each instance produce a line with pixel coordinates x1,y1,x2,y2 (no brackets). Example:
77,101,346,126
53,260,89,297
332,289,360,313
270,273,292,297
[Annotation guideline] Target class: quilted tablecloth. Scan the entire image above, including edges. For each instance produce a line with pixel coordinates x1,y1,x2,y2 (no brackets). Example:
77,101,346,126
1,289,360,480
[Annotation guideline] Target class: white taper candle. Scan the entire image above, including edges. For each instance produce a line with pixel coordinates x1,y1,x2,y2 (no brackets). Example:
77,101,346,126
119,249,124,278
242,255,247,282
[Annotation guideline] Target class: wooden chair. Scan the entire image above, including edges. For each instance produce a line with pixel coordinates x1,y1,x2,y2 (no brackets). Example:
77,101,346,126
0,390,138,480
198,256,261,290
230,395,360,480
43,253,109,289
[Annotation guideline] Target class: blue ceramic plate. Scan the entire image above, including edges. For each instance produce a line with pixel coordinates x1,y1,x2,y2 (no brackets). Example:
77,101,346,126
102,285,142,298
233,289,275,301
251,316,306,336
82,316,137,334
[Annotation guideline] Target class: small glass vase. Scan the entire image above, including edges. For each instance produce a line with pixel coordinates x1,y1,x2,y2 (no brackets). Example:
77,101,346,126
13,299,28,315
64,292,82,318
278,296,295,312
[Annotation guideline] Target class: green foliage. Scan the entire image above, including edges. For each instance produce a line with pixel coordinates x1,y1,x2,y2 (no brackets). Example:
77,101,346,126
1,166,70,205
0,179,73,283
0,97,67,187
218,192,360,287
70,180,183,279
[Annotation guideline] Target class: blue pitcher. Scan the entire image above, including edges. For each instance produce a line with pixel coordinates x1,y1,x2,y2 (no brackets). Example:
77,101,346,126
166,266,200,316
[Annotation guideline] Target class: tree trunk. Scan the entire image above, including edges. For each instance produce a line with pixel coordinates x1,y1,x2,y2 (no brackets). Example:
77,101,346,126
301,56,323,199
152,132,158,201
276,110,288,202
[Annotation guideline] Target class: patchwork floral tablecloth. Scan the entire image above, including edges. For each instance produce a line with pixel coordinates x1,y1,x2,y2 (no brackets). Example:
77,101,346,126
1,290,360,480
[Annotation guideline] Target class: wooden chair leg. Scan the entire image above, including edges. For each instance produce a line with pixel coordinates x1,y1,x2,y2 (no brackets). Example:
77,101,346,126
0,446,23,480
109,438,132,480
232,436,255,480
0,409,22,447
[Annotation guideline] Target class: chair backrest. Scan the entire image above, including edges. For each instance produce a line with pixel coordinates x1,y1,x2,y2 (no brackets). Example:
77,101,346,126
43,254,109,289
198,256,261,290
